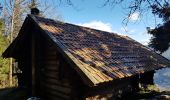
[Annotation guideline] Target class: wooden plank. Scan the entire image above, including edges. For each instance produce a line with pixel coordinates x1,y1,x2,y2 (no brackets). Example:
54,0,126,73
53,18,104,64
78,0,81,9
45,70,59,74
43,65,59,68
44,85,71,100
42,56,58,60
44,67,59,71
44,61,60,65
42,82,71,94
43,73,59,79
44,71,58,75
43,78,71,87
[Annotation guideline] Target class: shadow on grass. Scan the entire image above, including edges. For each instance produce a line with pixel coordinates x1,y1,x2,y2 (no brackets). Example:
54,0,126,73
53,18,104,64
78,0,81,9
0,87,27,100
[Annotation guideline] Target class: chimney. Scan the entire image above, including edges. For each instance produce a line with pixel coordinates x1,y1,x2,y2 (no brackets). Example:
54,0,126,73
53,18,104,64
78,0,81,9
31,8,40,15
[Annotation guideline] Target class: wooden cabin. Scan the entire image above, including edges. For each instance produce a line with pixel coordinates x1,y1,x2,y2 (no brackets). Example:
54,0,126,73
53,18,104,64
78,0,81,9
2,15,170,100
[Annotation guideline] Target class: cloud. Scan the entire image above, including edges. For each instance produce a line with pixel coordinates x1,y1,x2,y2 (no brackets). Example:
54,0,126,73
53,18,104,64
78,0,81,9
78,21,113,32
129,12,140,21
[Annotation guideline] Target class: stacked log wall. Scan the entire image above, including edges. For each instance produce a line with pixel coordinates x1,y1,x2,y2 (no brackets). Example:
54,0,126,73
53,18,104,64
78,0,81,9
37,42,72,100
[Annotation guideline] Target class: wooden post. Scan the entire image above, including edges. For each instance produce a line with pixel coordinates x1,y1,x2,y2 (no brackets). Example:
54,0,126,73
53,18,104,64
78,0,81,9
31,33,36,96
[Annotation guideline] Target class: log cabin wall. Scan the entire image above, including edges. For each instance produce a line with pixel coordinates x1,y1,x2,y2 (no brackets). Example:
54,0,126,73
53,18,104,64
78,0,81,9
59,56,88,100
34,32,86,100
39,44,72,100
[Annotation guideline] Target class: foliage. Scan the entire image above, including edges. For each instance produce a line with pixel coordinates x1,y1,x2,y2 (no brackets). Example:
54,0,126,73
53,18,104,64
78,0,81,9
0,19,10,87
151,2,170,22
148,1,170,53
148,21,170,53
148,3,170,53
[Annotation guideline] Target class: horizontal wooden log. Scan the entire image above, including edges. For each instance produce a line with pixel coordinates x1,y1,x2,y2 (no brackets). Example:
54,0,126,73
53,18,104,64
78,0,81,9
44,85,71,100
44,67,59,72
43,78,71,88
43,61,60,65
43,72,59,79
42,56,58,60
43,82,71,94
43,66,59,70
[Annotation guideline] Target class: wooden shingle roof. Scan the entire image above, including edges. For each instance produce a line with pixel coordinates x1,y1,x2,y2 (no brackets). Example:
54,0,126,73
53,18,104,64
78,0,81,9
4,15,170,86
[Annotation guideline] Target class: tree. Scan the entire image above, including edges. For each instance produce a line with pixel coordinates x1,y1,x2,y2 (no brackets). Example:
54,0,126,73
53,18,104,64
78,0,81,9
0,19,10,87
12,0,22,39
148,20,170,54
0,31,9,75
